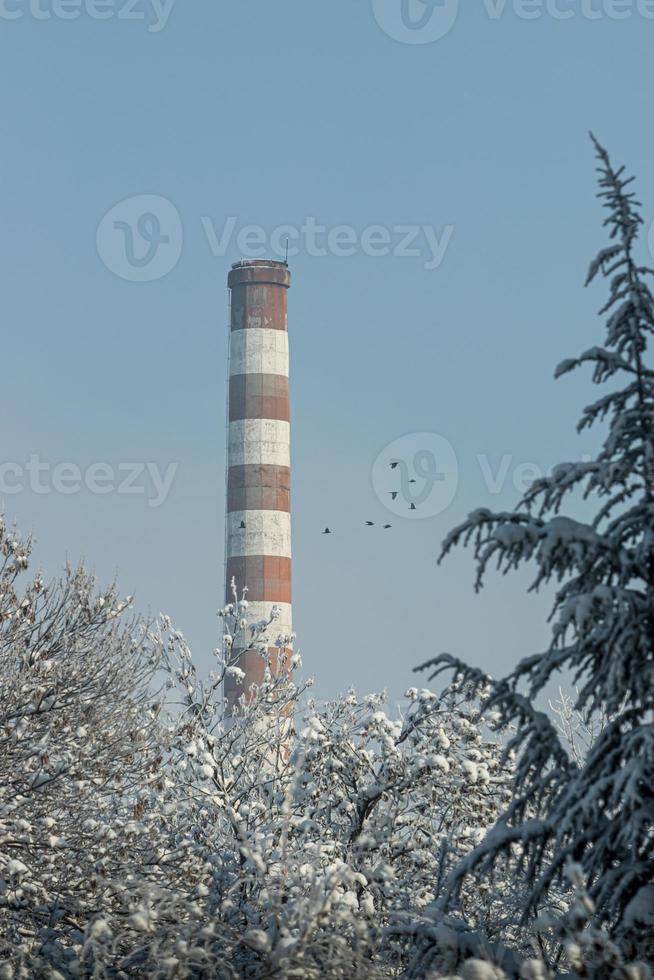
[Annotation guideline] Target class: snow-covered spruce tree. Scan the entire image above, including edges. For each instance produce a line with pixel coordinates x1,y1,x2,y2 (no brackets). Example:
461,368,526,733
417,137,654,958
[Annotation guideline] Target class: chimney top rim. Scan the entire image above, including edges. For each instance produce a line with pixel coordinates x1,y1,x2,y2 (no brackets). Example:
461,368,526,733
230,258,289,270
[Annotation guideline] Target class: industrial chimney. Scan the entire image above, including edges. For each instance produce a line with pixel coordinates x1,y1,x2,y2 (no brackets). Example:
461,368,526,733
224,259,293,710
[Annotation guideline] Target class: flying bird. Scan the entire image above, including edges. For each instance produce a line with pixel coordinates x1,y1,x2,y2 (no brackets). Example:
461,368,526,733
389,492,398,501
390,461,400,469
365,521,375,526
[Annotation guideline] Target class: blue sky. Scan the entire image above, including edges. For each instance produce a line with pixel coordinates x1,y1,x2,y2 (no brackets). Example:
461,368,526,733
1,0,652,699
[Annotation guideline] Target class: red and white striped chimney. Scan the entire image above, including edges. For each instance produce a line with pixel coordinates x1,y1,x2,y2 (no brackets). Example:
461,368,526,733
224,259,292,709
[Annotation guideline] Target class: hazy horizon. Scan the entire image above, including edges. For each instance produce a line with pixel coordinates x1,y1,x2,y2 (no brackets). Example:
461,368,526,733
2,0,653,699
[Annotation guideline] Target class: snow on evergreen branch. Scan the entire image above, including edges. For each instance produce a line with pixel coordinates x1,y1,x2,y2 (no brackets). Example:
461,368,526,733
419,137,654,940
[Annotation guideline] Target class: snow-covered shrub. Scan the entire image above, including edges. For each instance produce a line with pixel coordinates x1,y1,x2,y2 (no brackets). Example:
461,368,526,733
0,525,513,977
152,615,514,978
0,519,165,976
